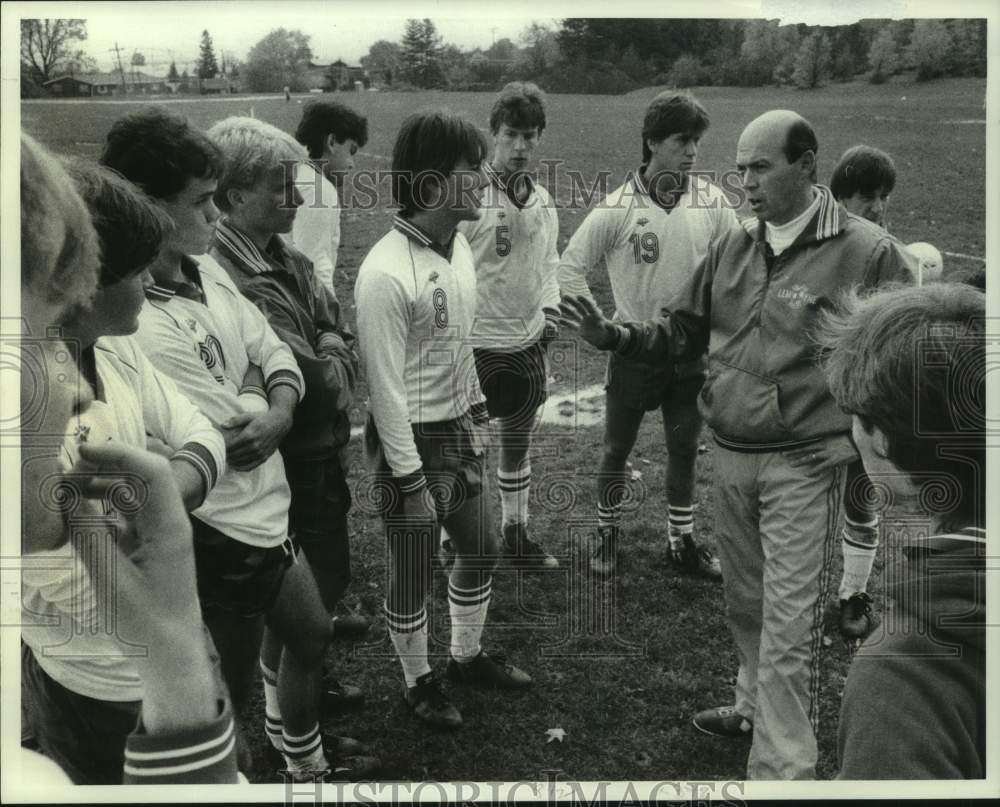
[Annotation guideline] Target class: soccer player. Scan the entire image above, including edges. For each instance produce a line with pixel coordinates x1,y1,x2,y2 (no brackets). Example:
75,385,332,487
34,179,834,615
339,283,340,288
558,91,735,578
22,160,229,784
19,134,238,784
830,145,895,227
292,100,369,298
560,110,917,779
205,115,366,719
355,110,533,730
101,107,376,780
828,145,899,642
456,82,560,568
821,283,985,779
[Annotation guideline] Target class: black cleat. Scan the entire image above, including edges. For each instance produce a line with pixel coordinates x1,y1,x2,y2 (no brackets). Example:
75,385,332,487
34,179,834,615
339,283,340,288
446,649,533,689
403,672,462,730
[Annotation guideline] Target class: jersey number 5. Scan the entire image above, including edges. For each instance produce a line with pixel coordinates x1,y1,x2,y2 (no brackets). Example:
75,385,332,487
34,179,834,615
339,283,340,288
433,287,449,329
628,231,659,264
495,225,511,257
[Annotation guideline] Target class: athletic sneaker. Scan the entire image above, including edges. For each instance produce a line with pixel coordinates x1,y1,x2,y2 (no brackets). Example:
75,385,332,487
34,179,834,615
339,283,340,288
403,671,462,730
272,734,378,782
692,705,753,737
283,750,382,783
839,592,875,641
332,613,371,641
589,526,618,576
322,677,365,715
669,533,723,580
446,649,533,689
503,522,558,569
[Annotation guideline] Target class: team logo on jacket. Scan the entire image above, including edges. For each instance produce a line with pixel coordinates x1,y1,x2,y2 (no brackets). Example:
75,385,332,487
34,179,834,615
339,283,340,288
777,284,818,309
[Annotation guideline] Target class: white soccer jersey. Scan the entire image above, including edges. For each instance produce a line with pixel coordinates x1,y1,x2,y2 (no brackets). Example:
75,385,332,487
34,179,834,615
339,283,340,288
355,217,484,481
22,335,226,704
291,161,340,298
135,253,303,548
458,163,560,350
558,170,738,322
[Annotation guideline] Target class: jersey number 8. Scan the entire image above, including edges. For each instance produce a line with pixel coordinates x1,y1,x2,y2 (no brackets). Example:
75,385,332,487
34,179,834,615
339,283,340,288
628,231,660,264
433,287,449,329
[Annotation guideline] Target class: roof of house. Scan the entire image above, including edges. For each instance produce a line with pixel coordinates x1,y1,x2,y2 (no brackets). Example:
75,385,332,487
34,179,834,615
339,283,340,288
43,71,164,87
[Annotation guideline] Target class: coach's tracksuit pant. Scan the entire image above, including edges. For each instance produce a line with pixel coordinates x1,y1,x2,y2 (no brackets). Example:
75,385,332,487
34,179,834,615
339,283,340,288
712,443,845,780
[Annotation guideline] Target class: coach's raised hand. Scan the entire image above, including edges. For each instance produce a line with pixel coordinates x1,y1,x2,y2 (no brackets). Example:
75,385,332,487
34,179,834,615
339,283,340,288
558,294,619,351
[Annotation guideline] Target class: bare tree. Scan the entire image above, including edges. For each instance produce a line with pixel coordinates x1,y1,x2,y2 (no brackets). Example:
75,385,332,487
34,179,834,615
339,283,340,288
20,18,88,83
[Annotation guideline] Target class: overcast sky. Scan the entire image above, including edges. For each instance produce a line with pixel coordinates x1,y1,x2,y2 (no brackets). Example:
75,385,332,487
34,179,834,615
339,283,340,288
46,1,559,73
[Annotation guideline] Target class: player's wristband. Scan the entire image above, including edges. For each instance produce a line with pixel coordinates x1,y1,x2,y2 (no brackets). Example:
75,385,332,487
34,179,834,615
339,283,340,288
397,469,427,496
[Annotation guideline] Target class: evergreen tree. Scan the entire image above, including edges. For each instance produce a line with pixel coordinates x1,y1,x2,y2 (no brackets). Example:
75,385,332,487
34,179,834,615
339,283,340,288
167,60,180,81
400,18,446,88
197,29,219,79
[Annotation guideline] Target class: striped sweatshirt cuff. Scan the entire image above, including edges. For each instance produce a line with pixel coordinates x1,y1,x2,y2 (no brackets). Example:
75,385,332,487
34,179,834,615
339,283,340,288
395,468,427,496
469,400,490,425
264,369,303,401
171,442,220,496
123,699,238,784
611,324,632,355
238,381,267,401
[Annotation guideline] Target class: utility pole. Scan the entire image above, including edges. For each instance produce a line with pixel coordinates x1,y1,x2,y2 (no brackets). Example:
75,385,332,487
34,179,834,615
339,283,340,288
111,42,127,93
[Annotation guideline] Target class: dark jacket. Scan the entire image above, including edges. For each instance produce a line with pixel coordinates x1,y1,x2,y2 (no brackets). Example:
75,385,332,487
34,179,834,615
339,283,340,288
210,219,358,462
837,527,986,779
615,186,917,450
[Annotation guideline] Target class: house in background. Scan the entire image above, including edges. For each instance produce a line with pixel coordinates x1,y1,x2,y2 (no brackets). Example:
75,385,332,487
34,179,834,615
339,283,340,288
42,71,166,97
199,76,239,94
301,60,369,92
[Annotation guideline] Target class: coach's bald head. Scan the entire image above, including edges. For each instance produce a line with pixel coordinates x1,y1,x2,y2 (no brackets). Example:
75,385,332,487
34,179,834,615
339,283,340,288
736,110,818,225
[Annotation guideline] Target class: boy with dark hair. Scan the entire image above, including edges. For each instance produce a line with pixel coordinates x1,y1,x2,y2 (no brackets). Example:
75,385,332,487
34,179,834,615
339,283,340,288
356,110,533,731
820,283,985,779
829,145,896,227
827,144,906,642
292,100,369,297
205,114,371,749
558,90,735,578
101,108,374,781
455,81,560,569
19,148,236,784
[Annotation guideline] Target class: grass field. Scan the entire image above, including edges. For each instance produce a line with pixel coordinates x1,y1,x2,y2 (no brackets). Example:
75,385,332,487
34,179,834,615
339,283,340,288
20,77,987,783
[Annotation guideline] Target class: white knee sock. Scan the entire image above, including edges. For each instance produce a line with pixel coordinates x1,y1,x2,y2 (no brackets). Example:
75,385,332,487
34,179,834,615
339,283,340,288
838,516,879,599
448,575,493,662
385,602,431,687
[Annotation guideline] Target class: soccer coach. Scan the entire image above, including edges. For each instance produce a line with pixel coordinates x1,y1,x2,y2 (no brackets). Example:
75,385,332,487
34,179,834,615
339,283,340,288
559,110,917,780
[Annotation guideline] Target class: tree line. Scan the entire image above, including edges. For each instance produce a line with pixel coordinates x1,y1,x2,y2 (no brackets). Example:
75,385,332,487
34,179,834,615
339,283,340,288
21,17,987,99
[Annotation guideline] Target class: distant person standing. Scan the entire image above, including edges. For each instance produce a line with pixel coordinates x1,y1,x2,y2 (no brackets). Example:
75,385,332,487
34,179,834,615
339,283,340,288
292,101,368,298
284,85,291,103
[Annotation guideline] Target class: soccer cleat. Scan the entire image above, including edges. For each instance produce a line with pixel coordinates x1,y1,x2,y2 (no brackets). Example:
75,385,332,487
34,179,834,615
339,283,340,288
670,533,723,580
589,526,618,576
503,522,558,569
321,678,365,715
332,613,371,641
839,592,875,642
283,751,382,783
403,671,463,730
446,649,533,689
692,705,753,738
